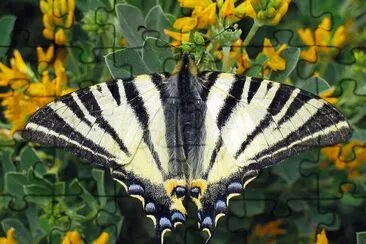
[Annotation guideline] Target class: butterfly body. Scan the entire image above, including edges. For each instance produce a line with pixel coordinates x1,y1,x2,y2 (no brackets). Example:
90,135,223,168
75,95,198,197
23,53,352,243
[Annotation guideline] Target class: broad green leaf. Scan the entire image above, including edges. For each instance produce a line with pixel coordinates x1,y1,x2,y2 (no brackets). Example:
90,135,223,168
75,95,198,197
272,156,301,186
144,5,171,42
105,49,150,79
23,183,52,205
1,218,32,243
297,76,330,94
357,232,366,244
92,168,106,206
116,4,145,48
126,0,158,16
0,15,16,60
20,146,41,170
25,204,46,243
4,172,27,197
245,53,268,77
1,150,15,174
142,37,175,73
271,47,300,82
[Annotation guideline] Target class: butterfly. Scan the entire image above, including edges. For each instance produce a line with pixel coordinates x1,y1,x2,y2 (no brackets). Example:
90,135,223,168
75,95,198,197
22,53,352,243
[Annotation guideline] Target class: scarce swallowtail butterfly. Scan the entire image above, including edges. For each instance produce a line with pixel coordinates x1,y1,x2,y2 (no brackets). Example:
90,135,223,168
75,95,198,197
22,53,352,243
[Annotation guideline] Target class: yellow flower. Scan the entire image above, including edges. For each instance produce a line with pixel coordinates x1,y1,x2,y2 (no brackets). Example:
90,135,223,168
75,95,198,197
0,49,74,133
40,0,75,44
321,141,366,178
61,231,83,244
164,29,190,47
193,3,217,29
220,0,235,18
92,232,109,244
316,229,328,244
173,17,197,32
37,45,54,73
235,1,256,19
253,219,286,237
262,38,287,71
319,86,338,105
298,17,348,63
0,228,18,244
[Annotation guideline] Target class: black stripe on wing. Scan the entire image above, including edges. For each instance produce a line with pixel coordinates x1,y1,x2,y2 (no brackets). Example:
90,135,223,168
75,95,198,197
22,106,119,168
77,87,130,156
234,84,293,159
123,79,165,173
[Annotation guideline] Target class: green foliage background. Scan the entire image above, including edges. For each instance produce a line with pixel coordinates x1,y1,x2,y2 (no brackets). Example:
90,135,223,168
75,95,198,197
0,0,366,243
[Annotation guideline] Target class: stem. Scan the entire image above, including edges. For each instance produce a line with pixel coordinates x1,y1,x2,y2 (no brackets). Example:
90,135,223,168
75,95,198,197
222,46,231,72
228,21,260,70
243,21,260,47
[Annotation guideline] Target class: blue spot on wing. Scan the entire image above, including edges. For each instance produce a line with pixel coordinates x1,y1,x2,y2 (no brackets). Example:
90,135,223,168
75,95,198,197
159,217,172,229
171,212,185,222
128,184,144,194
227,182,242,193
215,200,226,212
145,202,156,213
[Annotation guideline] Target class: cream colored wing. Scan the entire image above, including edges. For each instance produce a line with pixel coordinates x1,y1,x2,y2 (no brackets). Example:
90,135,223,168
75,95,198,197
188,72,352,238
22,73,187,244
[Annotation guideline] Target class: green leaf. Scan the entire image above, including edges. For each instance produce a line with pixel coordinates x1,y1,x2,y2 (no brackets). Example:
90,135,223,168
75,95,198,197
297,76,330,95
116,4,145,48
126,0,158,16
69,179,98,210
144,5,172,42
1,150,16,174
0,15,16,60
272,156,301,186
4,172,27,197
142,37,175,73
357,232,366,244
54,181,66,196
20,146,41,170
245,53,268,77
92,169,106,206
25,204,47,243
1,218,32,243
105,49,150,79
271,47,300,82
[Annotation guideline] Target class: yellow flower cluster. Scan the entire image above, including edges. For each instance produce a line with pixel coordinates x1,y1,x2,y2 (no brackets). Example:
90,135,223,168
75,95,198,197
166,0,291,46
40,0,75,45
0,228,17,244
298,17,348,63
0,48,74,134
61,231,109,244
321,141,366,178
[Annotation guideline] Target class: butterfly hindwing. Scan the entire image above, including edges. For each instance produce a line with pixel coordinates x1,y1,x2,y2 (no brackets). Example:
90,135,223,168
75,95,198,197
188,72,352,237
22,73,187,243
